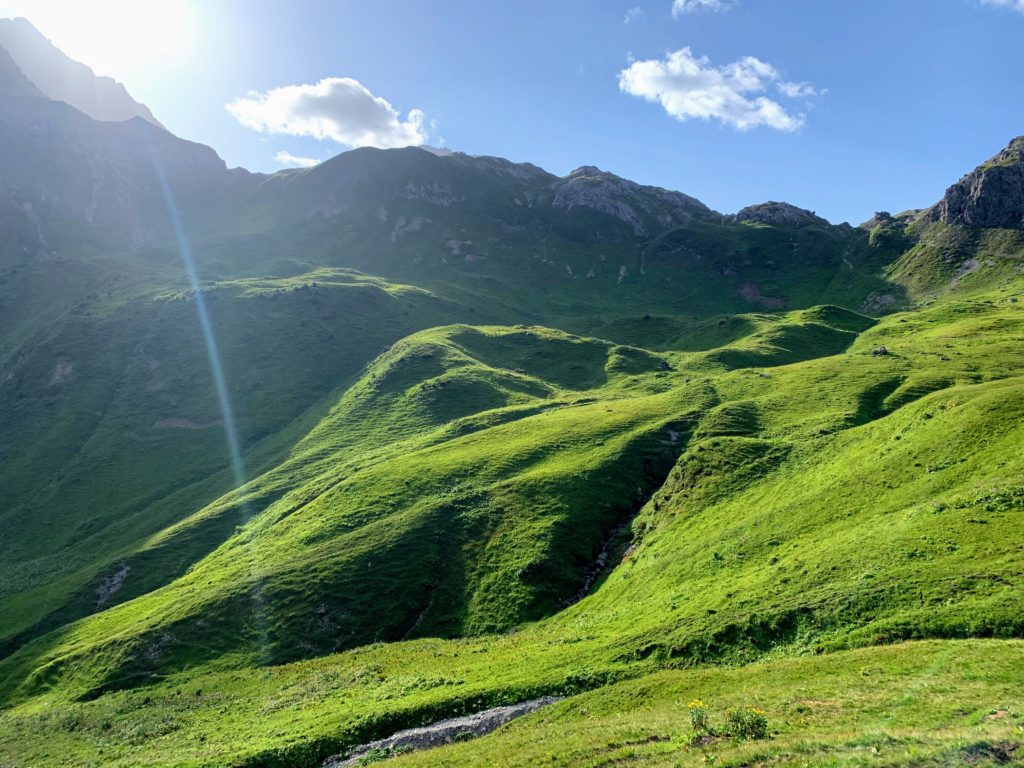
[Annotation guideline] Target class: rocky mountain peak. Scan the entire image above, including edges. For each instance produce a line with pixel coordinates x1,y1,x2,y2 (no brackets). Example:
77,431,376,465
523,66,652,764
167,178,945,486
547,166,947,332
734,201,826,227
566,165,606,179
419,145,455,157
927,136,1024,228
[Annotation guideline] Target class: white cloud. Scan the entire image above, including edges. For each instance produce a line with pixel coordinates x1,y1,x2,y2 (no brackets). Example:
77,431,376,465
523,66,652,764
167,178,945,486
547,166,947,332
618,48,818,132
227,77,427,149
623,6,645,23
979,0,1024,11
777,81,820,98
274,151,319,168
672,0,735,17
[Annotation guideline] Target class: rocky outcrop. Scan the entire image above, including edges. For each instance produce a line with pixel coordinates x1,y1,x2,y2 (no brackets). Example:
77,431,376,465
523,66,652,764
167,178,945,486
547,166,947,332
860,211,894,230
323,697,561,767
552,165,712,235
926,136,1024,228
734,201,826,227
456,153,553,183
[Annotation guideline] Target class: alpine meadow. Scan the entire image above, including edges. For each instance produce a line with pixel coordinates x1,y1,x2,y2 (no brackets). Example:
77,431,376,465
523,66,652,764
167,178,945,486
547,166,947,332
0,5,1023,767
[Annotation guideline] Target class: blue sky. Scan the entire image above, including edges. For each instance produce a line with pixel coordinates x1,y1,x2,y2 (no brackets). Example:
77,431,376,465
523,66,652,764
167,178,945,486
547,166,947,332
4,0,1024,223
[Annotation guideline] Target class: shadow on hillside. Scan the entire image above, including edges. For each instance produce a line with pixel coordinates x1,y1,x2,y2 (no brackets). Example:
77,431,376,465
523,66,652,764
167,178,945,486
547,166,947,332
0,488,288,664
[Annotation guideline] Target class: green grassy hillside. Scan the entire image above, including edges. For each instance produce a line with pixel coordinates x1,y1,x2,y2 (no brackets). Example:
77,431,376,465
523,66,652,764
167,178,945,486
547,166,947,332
0,270,1020,766
0,271,478,655
0,200,924,672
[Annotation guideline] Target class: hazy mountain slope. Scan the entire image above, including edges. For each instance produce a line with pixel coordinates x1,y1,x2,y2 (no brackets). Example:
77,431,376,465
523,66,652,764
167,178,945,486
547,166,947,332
0,74,254,376
0,45,52,273
0,43,41,98
0,18,162,127
0,95,240,253
0,272,477,652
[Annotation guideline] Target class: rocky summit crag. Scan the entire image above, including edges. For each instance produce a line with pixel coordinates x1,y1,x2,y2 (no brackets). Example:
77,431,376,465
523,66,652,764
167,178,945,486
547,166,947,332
733,200,827,227
928,135,1024,228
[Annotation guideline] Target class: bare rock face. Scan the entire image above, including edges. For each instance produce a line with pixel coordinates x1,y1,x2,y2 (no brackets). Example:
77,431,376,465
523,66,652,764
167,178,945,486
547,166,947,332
552,165,712,235
927,136,1024,228
734,201,826,227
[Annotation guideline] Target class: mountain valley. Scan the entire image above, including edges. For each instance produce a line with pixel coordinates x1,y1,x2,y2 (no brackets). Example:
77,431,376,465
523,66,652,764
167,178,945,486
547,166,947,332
0,19,1022,768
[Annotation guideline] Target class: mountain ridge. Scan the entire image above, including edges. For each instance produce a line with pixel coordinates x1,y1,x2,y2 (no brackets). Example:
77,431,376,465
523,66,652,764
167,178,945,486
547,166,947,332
927,134,1024,228
0,17,163,127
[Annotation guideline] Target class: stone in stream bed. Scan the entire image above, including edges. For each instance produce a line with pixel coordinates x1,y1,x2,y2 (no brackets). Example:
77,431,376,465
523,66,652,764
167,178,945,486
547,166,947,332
323,696,562,766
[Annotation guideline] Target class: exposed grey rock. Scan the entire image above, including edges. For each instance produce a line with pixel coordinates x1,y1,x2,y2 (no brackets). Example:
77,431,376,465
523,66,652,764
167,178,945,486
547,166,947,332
733,201,826,227
402,181,462,206
861,293,898,314
926,137,1024,228
552,165,711,235
323,697,561,767
449,153,554,183
859,210,894,229
95,564,130,609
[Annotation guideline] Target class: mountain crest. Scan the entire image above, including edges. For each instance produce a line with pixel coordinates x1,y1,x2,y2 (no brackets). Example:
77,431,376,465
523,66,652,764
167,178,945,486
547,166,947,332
734,201,827,227
0,43,42,97
927,135,1024,228
553,164,712,235
565,165,606,178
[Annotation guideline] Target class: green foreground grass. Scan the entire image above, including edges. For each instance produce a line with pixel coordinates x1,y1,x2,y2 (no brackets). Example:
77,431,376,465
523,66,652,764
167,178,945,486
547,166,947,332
2,640,1021,767
400,640,1024,768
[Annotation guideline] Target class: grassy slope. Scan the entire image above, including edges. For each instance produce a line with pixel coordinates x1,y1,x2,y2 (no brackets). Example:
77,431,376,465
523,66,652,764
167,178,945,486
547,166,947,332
0,207,906,658
0,324,698,703
399,640,1024,768
0,188,934,663
886,222,1024,303
0,270,478,653
0,270,1021,766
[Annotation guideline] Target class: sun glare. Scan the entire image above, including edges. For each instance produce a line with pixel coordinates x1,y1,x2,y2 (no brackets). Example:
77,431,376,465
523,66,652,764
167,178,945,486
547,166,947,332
2,0,194,80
